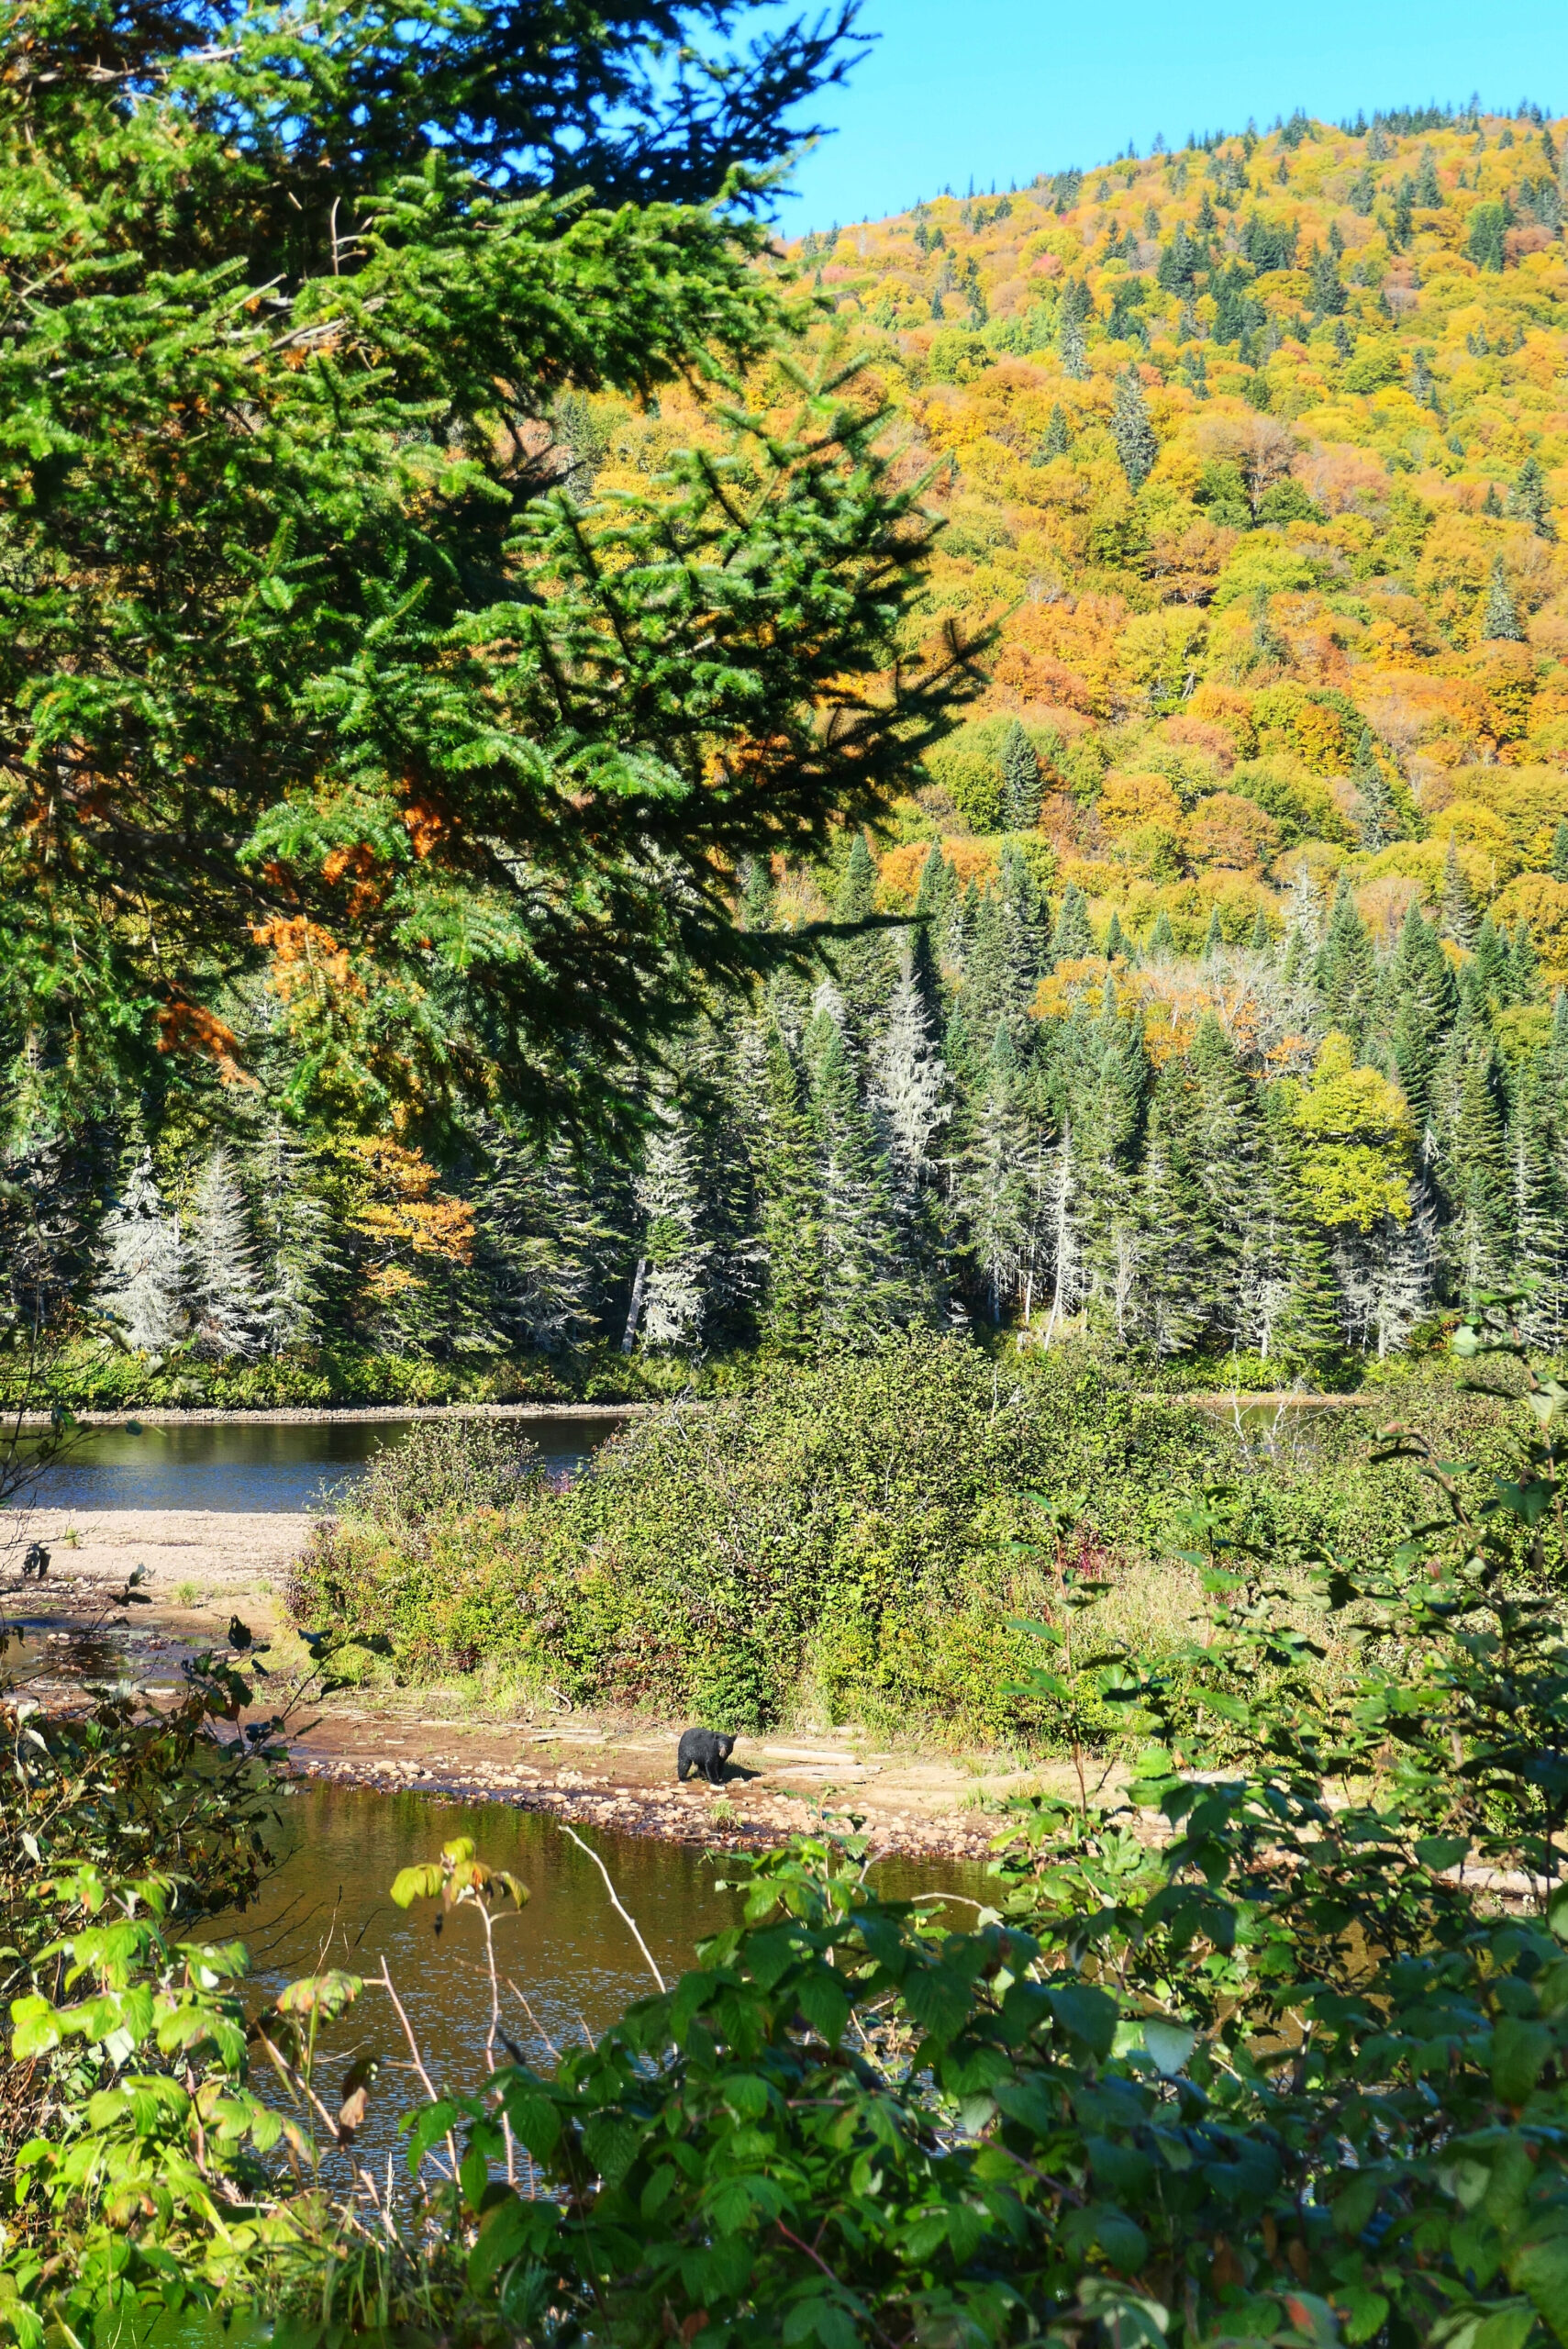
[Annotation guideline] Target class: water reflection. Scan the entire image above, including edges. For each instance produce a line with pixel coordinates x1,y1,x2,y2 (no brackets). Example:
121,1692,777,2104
218,1783,993,2172
15,1413,626,1515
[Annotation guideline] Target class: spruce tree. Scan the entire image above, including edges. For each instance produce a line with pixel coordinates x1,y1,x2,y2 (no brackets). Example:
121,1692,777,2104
94,1150,188,1356
1317,877,1379,1043
0,1122,95,1340
1283,863,1326,954
959,1028,1034,1324
1110,365,1159,491
1051,882,1095,964
1001,721,1042,829
1471,914,1517,1008
1351,727,1396,847
1511,455,1556,540
910,844,954,1019
1135,1085,1210,1356
1201,907,1225,961
1188,1013,1262,1342
1440,836,1478,946
1236,1087,1301,1362
829,830,896,1041
1482,555,1527,641
739,857,776,932
1385,901,1457,1123
1058,299,1090,380
473,1124,606,1356
185,1144,264,1359
1148,907,1177,960
753,1025,822,1354
1041,403,1072,459
1105,909,1133,962
1554,820,1568,885
253,1119,341,1354
1037,1116,1082,1350
1066,980,1148,1339
873,964,951,1186
0,0,956,1146
1511,1065,1568,1351
1445,1041,1513,1307
634,1107,709,1349
1510,917,1541,1002
808,1008,911,1341
965,848,1043,1047
1272,1191,1345,1373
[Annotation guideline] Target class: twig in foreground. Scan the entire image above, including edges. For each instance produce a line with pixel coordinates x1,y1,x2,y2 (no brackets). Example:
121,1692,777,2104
556,1820,666,1992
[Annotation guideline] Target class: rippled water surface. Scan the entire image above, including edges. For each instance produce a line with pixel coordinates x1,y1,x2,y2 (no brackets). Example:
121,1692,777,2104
221,1782,993,2166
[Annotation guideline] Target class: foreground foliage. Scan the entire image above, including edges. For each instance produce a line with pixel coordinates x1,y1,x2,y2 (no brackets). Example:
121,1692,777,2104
8,1302,1568,2349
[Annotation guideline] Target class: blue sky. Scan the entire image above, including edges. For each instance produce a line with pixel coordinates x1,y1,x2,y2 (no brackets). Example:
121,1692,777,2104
777,0,1568,230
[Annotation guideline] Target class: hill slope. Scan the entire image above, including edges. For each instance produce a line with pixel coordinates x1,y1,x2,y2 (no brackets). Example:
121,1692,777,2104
782,104,1568,963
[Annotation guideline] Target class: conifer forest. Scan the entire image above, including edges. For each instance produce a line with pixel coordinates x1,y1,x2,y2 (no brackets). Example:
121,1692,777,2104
6,34,1568,1397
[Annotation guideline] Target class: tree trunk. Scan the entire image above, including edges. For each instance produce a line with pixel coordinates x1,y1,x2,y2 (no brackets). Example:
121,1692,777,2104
620,1257,648,1355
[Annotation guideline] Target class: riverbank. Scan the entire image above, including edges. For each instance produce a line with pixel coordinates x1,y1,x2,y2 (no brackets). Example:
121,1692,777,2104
7,1390,1375,1429
285,1704,1024,1863
0,1502,1051,1862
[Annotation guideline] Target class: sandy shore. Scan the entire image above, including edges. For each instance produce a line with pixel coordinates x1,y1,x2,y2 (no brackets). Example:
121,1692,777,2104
0,1503,1053,1861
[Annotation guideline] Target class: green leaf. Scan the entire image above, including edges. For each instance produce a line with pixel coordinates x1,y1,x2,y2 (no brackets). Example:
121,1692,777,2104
503,2090,562,2162
795,1970,850,2046
1415,1836,1470,1872
467,2192,538,2289
901,1965,973,2046
1511,2235,1568,2347
1141,2019,1195,2076
583,2113,641,2188
1474,2306,1539,2349
1337,2288,1390,2345
391,1864,446,1909
404,2099,462,2174
1493,2017,1554,2106
1044,1982,1119,2059
1332,2172,1380,2239
8,1999,61,2061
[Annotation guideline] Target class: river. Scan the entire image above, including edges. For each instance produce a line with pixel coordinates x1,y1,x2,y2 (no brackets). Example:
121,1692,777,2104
235,1781,992,2158
17,1410,627,1513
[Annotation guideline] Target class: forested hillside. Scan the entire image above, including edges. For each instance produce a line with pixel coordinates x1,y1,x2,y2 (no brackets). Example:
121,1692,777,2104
8,100,1568,1394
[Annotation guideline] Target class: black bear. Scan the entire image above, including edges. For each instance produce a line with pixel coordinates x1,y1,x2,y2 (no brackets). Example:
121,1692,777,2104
677,1727,735,1786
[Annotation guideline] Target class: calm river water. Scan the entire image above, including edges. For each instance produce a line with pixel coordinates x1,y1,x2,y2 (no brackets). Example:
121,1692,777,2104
24,1413,625,1513
224,1781,993,2168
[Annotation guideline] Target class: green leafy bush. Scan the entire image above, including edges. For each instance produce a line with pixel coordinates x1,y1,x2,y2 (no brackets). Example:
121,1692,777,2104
287,1331,1544,1742
15,1303,1568,2349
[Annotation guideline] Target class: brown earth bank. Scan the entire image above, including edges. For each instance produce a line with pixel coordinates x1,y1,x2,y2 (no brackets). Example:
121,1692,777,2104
0,1504,1063,1864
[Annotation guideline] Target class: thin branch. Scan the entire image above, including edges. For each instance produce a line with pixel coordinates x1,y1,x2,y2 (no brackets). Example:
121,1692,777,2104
556,1820,666,1991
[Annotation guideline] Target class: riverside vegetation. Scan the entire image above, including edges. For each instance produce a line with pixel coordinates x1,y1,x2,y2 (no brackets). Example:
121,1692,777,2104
287,1328,1563,1745
6,1300,1568,2349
